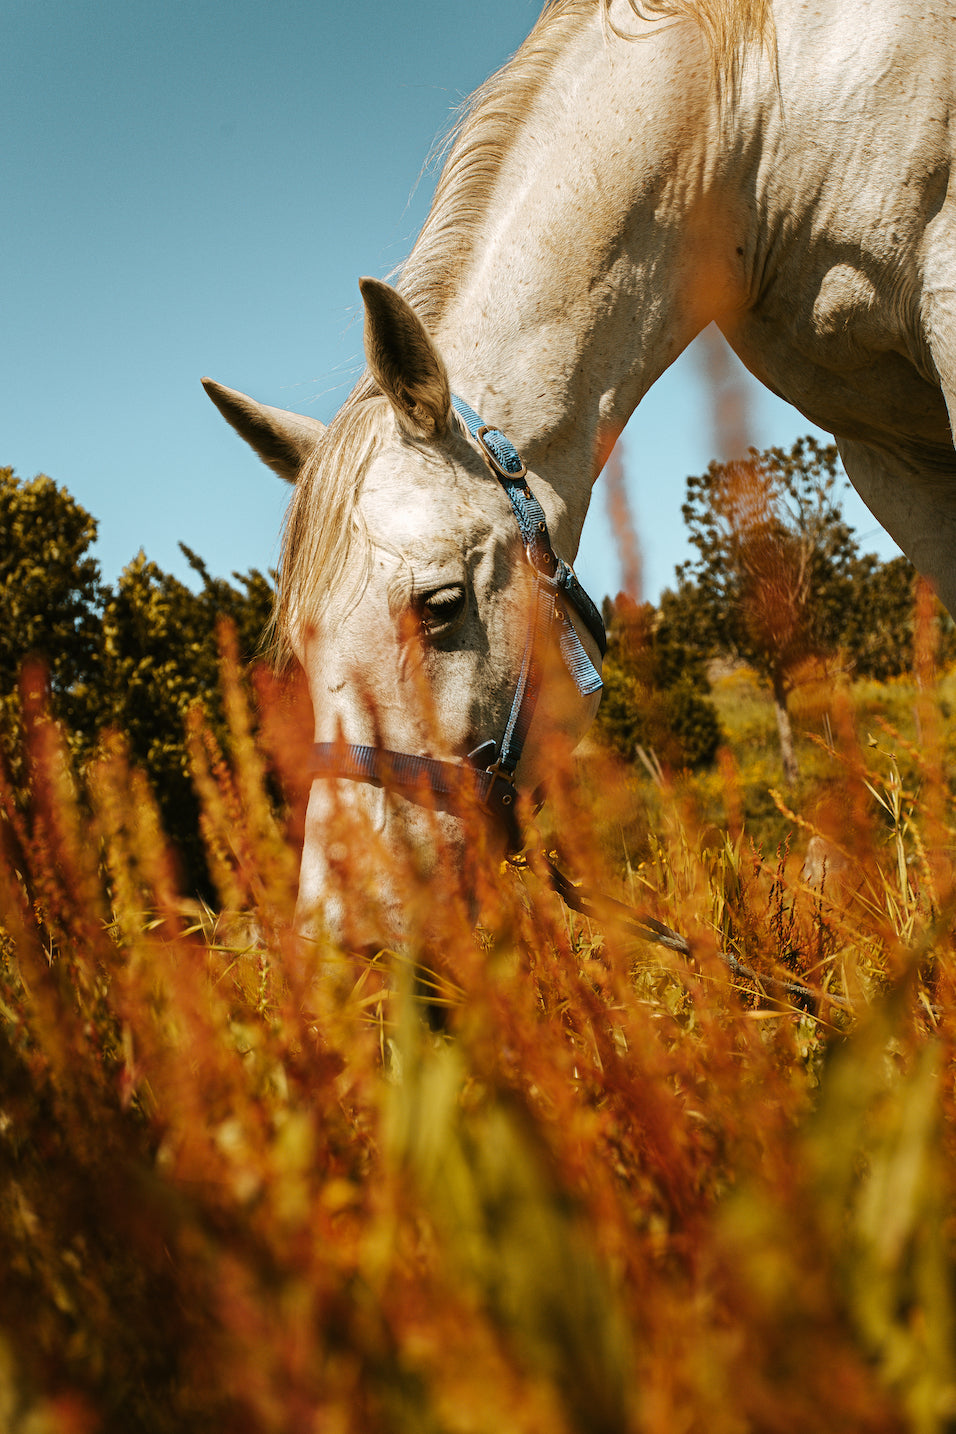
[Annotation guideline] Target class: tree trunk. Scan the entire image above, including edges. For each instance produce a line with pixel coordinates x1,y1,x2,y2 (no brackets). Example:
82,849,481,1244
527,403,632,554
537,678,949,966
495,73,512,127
771,669,799,785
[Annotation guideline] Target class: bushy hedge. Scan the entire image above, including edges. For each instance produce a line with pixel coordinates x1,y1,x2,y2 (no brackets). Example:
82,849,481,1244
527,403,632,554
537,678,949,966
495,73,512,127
0,467,273,891
594,594,723,770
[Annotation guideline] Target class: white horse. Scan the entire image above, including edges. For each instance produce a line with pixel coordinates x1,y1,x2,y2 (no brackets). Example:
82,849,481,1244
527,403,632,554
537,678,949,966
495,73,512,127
204,0,956,933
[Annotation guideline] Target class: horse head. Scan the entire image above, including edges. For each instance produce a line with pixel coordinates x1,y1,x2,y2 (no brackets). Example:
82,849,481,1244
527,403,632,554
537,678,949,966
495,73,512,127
204,279,604,938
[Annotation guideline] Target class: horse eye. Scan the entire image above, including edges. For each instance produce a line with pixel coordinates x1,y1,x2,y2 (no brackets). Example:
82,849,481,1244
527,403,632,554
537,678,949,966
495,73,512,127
415,584,467,636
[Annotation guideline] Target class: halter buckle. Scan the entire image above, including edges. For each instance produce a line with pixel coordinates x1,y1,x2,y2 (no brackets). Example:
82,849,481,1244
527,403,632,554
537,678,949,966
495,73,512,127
482,763,520,823
466,740,519,809
475,424,528,481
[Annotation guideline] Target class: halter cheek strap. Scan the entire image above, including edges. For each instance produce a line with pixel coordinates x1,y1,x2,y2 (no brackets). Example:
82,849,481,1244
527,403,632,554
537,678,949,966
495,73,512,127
450,395,605,708
310,396,606,850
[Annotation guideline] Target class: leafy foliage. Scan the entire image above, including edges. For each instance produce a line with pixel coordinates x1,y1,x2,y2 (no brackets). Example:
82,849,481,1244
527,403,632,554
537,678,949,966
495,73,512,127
595,593,722,770
99,547,273,887
0,468,273,889
679,436,858,674
842,553,956,680
675,437,953,782
0,469,105,748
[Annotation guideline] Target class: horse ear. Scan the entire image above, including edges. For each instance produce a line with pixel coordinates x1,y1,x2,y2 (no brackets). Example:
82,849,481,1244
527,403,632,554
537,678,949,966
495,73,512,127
202,378,326,484
359,277,451,439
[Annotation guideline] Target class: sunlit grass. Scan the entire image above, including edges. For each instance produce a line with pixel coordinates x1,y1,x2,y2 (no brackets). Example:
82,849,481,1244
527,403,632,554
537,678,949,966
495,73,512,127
1,623,955,1432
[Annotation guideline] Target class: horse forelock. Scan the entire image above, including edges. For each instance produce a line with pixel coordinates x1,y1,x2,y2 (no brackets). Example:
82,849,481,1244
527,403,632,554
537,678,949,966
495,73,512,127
273,390,384,663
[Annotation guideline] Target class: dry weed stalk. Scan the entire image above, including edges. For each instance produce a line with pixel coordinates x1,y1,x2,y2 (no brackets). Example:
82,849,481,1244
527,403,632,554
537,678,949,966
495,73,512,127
0,634,953,1433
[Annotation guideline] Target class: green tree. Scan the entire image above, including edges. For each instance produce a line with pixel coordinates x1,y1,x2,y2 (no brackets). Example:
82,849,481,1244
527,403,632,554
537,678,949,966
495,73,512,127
679,438,858,784
595,593,722,771
840,553,956,680
0,467,275,893
99,547,274,889
0,468,106,749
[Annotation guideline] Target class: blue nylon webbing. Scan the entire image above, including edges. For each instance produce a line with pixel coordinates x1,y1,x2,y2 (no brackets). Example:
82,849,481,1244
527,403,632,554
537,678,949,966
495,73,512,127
450,394,605,692
450,392,605,785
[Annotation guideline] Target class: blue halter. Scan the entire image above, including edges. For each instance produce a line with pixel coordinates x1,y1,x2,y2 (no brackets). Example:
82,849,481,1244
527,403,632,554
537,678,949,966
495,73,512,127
311,396,606,849
450,393,603,707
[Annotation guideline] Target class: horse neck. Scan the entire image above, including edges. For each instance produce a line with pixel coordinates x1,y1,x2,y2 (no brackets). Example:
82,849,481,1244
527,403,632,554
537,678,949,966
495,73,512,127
427,14,750,560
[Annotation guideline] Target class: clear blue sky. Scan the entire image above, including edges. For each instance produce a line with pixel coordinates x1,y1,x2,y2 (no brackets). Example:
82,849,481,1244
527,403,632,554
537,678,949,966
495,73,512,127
3,0,901,604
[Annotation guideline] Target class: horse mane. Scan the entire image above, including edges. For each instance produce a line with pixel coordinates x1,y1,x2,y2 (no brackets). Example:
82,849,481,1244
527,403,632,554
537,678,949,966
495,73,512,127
610,0,775,94
275,0,774,660
401,0,774,336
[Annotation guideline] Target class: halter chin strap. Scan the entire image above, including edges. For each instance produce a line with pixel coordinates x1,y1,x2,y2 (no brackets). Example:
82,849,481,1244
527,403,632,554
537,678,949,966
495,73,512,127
311,395,606,850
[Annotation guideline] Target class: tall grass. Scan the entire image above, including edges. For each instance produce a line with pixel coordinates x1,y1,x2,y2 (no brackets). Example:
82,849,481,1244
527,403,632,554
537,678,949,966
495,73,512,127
1,614,955,1434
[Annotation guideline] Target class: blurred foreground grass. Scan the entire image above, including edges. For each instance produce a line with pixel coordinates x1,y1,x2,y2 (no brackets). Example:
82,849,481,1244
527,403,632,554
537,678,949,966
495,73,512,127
1,628,956,1434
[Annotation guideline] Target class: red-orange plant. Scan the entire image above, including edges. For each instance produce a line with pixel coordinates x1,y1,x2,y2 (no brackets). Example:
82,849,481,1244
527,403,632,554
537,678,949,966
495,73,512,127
0,625,954,1433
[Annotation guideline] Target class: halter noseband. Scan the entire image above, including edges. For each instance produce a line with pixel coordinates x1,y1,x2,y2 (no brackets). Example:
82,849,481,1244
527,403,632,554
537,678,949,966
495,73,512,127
311,395,606,850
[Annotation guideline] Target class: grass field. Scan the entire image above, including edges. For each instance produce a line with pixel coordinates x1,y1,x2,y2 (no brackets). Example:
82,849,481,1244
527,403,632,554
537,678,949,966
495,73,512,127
1,628,955,1433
